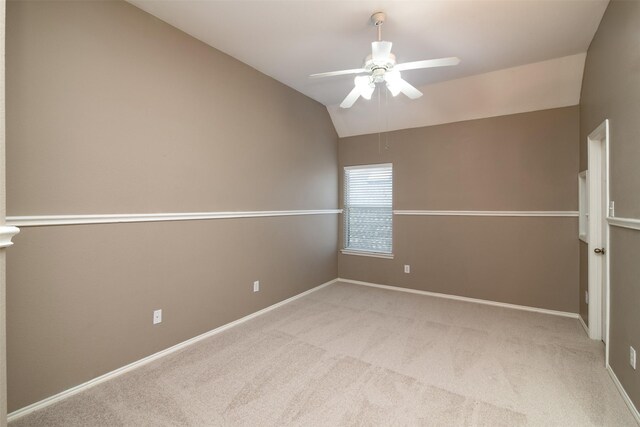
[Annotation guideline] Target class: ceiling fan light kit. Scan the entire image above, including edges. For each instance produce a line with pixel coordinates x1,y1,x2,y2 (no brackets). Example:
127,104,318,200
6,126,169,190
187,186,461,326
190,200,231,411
311,12,460,109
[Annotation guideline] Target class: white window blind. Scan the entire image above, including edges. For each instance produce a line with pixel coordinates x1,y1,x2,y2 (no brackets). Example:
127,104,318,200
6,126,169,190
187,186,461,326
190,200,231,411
344,164,393,254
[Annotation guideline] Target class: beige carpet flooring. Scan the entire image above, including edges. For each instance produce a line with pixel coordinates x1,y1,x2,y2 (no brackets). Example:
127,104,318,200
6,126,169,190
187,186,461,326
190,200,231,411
11,281,637,426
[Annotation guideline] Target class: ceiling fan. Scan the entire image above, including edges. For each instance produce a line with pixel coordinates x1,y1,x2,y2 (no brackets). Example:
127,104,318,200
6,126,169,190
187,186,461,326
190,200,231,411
310,12,461,109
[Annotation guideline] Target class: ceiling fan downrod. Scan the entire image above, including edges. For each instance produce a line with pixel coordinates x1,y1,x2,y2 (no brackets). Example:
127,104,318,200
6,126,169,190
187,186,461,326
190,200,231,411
371,12,386,41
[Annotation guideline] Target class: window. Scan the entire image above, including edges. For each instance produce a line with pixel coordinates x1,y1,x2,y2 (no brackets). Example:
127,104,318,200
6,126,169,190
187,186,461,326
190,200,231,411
343,163,393,256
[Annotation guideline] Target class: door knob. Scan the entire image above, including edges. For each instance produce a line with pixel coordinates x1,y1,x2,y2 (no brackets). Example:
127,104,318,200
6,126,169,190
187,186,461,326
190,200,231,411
594,248,606,254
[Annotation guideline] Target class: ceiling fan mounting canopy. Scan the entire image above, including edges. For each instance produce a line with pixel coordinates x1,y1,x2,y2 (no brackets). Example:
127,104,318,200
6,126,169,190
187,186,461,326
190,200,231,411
371,11,386,27
309,11,460,109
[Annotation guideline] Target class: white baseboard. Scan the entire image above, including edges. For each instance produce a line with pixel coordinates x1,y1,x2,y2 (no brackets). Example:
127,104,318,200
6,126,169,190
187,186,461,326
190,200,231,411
578,314,589,337
607,364,640,424
337,278,579,319
7,278,339,422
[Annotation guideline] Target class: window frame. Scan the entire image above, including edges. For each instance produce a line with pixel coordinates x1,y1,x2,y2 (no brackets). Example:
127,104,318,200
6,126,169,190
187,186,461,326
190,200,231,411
341,163,394,259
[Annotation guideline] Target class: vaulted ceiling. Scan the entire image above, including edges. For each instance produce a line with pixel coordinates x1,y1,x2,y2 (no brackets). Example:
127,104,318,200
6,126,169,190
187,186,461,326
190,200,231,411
128,0,608,137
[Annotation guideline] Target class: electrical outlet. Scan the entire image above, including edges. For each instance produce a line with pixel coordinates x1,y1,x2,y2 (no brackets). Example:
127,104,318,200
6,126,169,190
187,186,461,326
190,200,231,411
253,280,260,292
609,201,615,217
153,309,162,325
630,346,636,370
585,291,589,304
404,265,410,274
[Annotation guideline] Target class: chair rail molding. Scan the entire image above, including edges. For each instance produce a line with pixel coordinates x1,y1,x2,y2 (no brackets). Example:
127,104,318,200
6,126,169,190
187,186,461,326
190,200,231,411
7,209,342,227
607,216,640,231
0,225,20,247
393,210,578,217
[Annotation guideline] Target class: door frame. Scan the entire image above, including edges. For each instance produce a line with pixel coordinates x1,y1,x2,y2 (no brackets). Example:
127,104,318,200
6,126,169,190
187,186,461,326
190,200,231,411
586,119,610,353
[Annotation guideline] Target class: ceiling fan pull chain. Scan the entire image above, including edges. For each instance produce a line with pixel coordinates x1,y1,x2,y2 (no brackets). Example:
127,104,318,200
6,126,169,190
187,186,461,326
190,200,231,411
377,87,382,154
385,88,390,150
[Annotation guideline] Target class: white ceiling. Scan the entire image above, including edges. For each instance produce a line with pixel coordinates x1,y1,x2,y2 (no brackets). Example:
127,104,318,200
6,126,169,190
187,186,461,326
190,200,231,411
128,0,608,136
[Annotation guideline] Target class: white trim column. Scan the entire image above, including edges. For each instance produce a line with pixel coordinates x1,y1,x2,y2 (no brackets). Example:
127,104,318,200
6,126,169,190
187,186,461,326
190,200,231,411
0,227,18,248
1,1,8,425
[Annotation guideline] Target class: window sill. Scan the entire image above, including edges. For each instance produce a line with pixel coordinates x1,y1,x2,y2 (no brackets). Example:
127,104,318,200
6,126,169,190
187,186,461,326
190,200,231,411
340,249,394,259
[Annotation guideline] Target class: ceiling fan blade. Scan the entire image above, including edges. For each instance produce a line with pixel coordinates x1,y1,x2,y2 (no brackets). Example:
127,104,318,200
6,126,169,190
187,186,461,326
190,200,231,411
340,86,362,109
372,41,393,61
398,78,423,100
395,57,460,72
309,68,367,78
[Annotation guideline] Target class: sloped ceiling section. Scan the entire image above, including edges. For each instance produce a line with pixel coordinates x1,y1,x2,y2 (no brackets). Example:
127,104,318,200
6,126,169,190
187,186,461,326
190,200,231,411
329,53,587,137
128,0,607,137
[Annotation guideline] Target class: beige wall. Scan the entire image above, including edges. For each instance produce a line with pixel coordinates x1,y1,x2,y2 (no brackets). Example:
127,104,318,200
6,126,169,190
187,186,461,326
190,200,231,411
579,0,640,411
6,0,337,412
6,1,337,214
7,216,337,411
339,107,579,313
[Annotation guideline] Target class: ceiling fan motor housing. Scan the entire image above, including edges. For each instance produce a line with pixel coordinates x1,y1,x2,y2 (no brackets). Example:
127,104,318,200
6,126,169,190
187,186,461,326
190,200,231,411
364,53,396,74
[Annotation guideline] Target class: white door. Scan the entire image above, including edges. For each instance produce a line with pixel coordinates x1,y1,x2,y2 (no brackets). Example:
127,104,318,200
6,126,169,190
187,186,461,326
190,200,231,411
587,120,609,344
